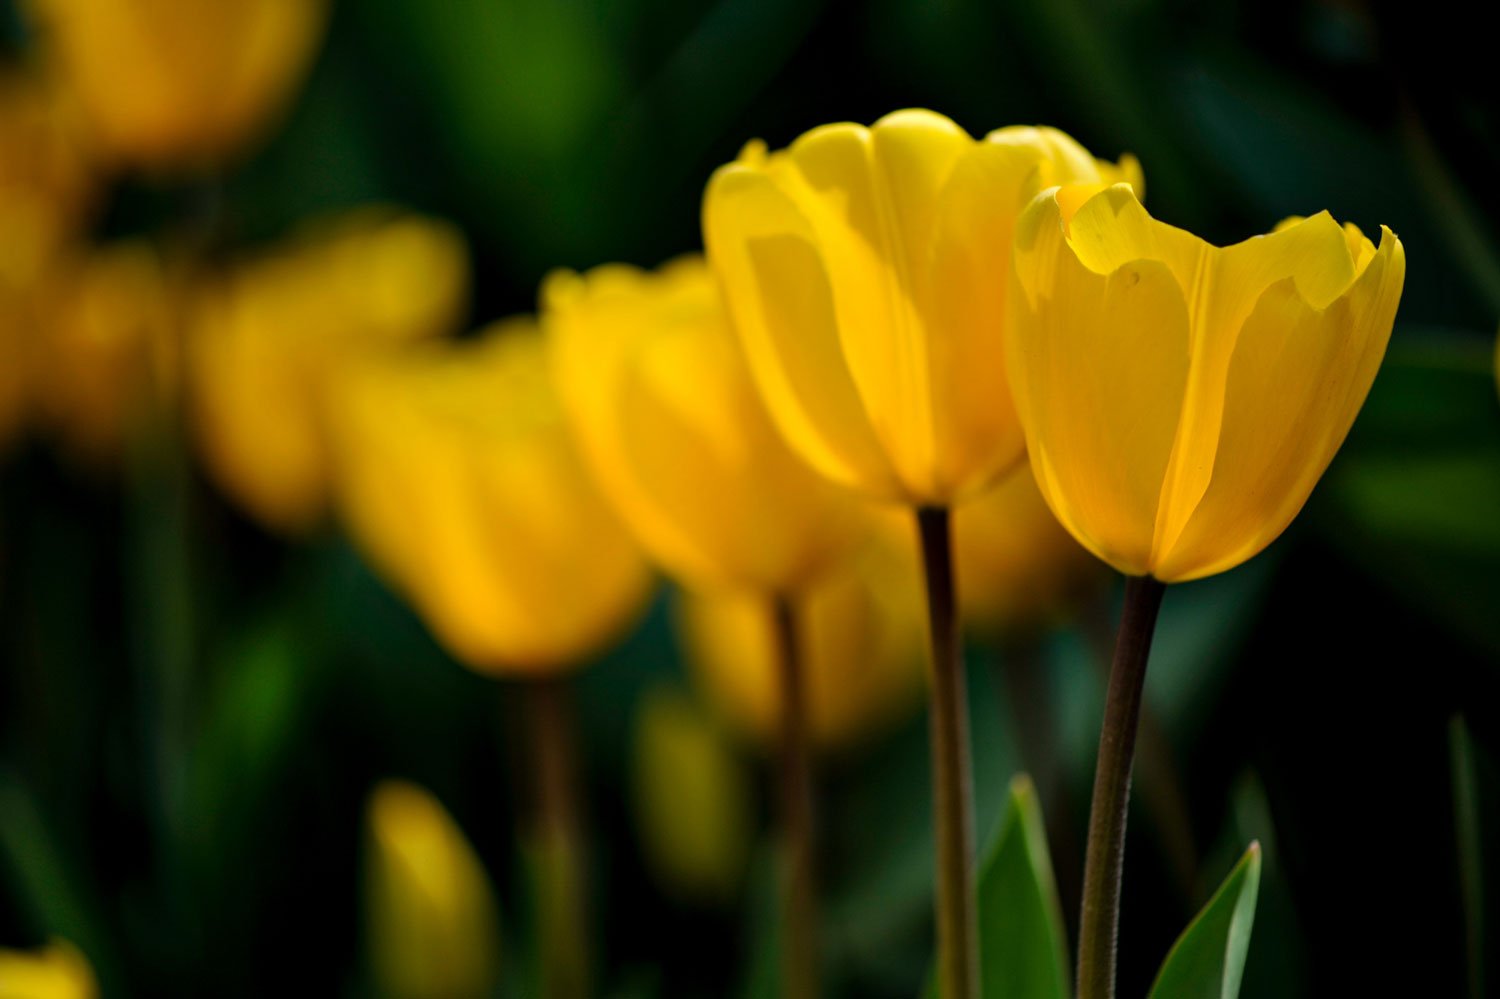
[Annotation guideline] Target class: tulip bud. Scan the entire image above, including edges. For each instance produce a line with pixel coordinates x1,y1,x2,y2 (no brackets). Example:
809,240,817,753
365,781,501,999
678,537,926,753
0,939,97,999
630,686,753,904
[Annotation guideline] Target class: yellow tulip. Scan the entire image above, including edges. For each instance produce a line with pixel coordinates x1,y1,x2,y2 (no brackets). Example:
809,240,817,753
954,466,1106,638
0,939,97,999
544,255,861,593
703,110,1140,506
25,0,329,171
1007,184,1405,582
0,68,94,277
631,686,753,904
329,320,652,675
677,538,926,752
30,242,177,466
1,68,96,450
188,207,468,534
365,780,501,999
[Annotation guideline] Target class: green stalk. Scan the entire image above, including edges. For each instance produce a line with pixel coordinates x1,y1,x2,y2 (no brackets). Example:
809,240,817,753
916,507,978,999
771,595,818,999
1076,576,1166,999
525,677,589,999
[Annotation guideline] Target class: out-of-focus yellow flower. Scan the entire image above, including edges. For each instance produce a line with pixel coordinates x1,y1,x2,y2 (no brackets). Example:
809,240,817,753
1007,184,1405,582
330,320,652,675
188,207,468,534
0,939,97,999
954,466,1105,638
30,242,177,466
0,68,94,278
366,780,500,999
25,0,329,171
703,110,1139,506
631,686,752,904
544,256,862,593
678,538,926,752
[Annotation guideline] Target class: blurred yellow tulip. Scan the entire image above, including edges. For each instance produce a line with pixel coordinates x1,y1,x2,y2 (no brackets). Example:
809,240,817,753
703,110,1140,506
631,686,753,904
25,0,329,171
188,207,469,534
366,780,501,999
1007,184,1405,582
545,255,862,593
1,67,96,450
953,466,1105,639
677,538,926,753
0,939,97,999
330,320,652,675
0,68,94,278
30,242,177,466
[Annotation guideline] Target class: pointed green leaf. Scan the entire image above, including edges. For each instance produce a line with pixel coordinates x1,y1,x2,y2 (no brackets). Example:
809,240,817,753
978,775,1071,999
1148,842,1263,999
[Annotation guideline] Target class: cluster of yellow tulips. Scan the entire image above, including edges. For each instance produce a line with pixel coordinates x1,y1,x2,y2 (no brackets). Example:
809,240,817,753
0,3,1408,999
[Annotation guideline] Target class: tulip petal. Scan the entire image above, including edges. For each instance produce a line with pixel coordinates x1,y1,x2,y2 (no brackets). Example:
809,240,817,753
1150,211,1359,558
922,141,1047,498
1008,193,1191,574
1156,228,1405,580
703,163,901,497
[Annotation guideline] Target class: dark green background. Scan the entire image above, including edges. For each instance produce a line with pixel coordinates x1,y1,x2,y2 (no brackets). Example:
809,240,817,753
3,0,1499,995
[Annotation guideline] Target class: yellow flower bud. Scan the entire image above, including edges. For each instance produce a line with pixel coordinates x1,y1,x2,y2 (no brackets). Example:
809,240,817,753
25,0,329,171
631,686,753,904
0,68,95,278
703,110,1139,506
677,538,926,752
365,781,501,999
1007,184,1405,582
954,466,1106,638
544,255,862,593
0,939,97,999
188,207,469,534
31,242,177,466
329,320,652,675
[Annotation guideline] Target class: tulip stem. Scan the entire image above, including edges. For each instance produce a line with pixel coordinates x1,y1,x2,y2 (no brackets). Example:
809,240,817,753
1076,576,1167,999
916,507,978,999
524,676,590,999
771,595,819,999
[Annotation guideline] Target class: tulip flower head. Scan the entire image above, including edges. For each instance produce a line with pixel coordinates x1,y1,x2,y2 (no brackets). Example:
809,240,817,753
1007,184,1405,582
703,109,1140,506
545,255,861,593
677,537,926,752
330,321,652,675
189,208,469,534
0,939,97,999
26,0,330,171
365,781,501,999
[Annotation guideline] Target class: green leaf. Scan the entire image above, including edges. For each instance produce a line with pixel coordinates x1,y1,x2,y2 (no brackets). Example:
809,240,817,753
1148,842,1263,999
919,774,1068,999
976,775,1071,999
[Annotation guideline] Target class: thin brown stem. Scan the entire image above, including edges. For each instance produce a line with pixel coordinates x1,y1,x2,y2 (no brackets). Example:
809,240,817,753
916,507,978,999
771,595,818,999
524,677,589,999
1076,576,1167,999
